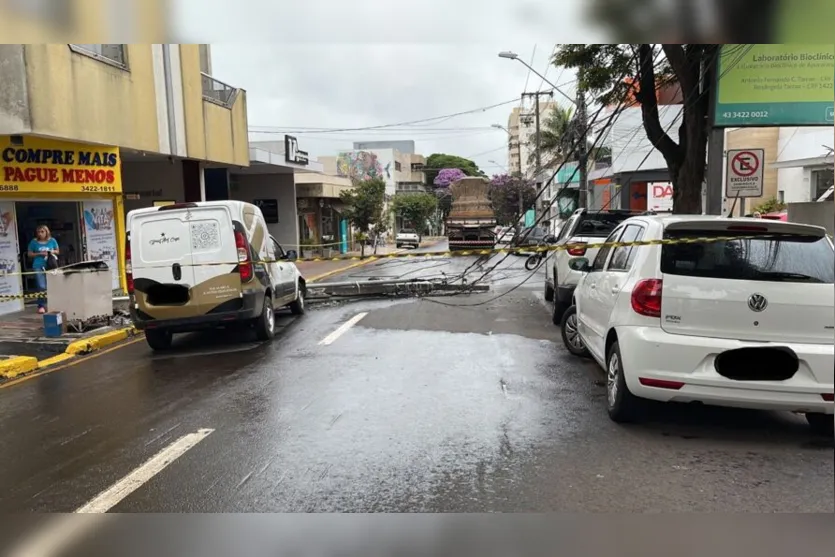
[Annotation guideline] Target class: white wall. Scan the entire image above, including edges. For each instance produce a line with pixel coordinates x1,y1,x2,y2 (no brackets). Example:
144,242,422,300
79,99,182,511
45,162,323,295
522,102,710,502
607,105,683,174
776,127,833,203
231,173,298,248
121,161,185,214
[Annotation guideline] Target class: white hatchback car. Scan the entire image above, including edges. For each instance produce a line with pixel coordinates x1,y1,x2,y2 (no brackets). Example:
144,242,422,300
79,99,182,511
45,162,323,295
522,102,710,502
561,215,834,435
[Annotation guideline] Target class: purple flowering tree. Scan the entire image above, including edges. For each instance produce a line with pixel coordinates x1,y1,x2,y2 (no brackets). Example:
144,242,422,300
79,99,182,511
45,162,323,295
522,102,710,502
433,168,467,187
488,173,537,226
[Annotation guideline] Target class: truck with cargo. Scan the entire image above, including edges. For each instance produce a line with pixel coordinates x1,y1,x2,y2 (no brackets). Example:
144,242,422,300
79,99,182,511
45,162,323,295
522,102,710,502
445,177,497,251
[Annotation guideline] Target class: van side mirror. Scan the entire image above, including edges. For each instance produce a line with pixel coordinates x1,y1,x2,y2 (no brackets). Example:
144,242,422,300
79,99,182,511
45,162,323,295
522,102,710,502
285,249,298,261
568,257,590,272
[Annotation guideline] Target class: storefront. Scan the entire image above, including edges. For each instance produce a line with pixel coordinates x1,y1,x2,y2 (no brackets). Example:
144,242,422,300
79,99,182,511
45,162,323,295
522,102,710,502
0,135,125,316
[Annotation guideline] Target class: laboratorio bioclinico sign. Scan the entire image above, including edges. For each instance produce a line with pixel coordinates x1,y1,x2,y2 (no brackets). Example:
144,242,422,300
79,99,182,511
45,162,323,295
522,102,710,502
0,135,122,193
714,44,835,127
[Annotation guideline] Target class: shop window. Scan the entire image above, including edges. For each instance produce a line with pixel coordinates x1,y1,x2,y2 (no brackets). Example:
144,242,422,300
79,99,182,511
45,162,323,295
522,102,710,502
69,44,128,69
811,168,834,200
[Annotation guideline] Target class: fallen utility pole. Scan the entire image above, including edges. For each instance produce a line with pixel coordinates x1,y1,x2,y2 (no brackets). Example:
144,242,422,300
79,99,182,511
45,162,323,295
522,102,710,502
306,279,490,300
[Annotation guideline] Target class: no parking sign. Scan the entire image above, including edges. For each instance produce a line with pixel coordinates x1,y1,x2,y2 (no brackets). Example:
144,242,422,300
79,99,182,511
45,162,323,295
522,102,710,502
725,149,765,198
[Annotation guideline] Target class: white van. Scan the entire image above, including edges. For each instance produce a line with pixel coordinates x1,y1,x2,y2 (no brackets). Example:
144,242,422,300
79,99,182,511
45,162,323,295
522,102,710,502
126,201,306,350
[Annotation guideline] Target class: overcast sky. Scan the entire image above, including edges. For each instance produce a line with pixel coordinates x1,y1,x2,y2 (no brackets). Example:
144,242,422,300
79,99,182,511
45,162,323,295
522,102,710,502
176,0,602,176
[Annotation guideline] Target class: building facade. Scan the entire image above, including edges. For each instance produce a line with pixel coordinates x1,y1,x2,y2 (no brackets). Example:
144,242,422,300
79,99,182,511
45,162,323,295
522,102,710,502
0,43,247,315
506,101,557,177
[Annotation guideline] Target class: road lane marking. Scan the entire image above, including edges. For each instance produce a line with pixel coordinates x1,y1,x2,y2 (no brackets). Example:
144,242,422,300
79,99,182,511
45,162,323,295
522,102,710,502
75,428,214,513
318,312,368,345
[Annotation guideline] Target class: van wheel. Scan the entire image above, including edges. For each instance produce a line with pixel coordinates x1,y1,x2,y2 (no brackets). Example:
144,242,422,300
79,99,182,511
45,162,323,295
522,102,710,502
560,306,588,357
805,413,834,436
289,287,306,315
254,294,275,341
606,341,643,423
145,329,172,351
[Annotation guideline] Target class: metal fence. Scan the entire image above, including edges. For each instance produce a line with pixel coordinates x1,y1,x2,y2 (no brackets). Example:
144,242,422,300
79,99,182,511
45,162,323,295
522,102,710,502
201,73,238,107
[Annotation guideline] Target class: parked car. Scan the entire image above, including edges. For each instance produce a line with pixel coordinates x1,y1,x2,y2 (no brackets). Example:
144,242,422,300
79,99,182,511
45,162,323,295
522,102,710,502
495,226,516,244
545,208,645,322
560,215,834,435
126,201,306,351
396,228,421,249
512,226,548,248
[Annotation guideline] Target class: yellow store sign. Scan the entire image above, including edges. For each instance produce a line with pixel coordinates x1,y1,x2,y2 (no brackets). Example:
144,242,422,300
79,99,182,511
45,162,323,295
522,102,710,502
1,136,122,194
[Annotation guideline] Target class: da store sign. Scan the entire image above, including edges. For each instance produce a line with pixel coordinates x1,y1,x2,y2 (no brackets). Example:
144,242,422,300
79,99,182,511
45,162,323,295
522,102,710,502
714,44,835,127
0,136,122,194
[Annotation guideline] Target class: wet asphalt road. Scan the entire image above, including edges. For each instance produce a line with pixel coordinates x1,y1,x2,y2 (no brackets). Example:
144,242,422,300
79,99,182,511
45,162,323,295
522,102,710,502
0,241,832,512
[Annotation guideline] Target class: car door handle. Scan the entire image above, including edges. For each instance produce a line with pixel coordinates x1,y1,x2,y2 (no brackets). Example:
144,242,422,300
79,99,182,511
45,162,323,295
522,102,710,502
589,283,596,289
611,286,620,294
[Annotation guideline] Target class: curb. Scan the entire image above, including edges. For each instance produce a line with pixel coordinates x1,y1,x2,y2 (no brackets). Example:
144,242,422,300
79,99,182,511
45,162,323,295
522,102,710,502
0,326,141,380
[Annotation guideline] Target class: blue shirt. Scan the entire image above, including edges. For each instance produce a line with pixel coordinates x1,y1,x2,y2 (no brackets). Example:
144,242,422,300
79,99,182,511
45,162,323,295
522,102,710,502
28,238,58,270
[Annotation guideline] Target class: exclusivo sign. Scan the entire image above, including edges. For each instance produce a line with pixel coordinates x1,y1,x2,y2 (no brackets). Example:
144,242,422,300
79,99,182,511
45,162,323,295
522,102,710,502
648,182,673,212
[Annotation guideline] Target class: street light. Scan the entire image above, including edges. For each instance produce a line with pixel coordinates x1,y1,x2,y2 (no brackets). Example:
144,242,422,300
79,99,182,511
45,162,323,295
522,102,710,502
497,51,575,105
488,159,507,171
491,123,510,134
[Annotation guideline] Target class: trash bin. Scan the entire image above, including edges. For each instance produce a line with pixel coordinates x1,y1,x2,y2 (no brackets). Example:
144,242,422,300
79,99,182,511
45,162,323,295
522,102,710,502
46,261,112,321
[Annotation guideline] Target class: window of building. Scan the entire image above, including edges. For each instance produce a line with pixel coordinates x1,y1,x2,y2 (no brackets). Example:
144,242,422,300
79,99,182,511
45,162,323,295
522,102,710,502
395,161,402,172
69,44,128,68
777,190,784,204
811,168,834,200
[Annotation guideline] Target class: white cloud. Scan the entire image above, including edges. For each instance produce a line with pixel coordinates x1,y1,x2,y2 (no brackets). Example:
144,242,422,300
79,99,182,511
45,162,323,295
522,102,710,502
175,0,598,175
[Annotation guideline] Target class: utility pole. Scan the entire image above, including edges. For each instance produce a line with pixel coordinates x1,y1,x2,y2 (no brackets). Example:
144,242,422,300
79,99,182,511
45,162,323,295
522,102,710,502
522,90,553,225
576,68,589,209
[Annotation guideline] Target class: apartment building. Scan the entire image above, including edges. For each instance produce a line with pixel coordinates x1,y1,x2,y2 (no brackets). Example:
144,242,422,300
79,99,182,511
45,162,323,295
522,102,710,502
506,101,558,177
0,43,248,313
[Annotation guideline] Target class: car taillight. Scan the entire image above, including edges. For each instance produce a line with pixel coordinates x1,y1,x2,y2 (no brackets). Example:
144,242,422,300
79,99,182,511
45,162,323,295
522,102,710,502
631,278,662,318
822,393,834,402
234,230,253,282
124,235,134,294
567,242,587,256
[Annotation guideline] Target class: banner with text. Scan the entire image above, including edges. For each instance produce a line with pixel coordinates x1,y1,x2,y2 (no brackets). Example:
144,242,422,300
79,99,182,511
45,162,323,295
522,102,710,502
714,44,835,127
0,201,23,315
82,200,120,290
1,136,122,194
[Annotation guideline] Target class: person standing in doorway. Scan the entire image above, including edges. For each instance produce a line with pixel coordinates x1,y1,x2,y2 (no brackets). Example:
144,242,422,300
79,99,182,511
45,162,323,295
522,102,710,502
27,225,59,314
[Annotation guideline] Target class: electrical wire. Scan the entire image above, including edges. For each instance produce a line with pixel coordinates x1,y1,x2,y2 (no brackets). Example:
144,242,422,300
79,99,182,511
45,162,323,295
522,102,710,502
248,98,520,134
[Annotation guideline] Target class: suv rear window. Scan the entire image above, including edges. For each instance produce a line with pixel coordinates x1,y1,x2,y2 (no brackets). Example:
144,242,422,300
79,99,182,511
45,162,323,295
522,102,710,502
575,213,632,237
399,229,416,234
660,231,834,283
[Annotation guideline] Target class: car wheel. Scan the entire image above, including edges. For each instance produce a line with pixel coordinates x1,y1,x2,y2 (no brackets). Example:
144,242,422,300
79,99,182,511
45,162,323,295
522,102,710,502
145,328,172,351
396,244,402,249
606,341,643,423
560,306,589,357
254,294,275,341
805,413,834,436
544,279,554,302
289,287,306,316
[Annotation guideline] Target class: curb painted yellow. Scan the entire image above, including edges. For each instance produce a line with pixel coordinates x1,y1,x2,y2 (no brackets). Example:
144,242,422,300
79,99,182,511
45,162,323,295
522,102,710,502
65,327,137,355
37,353,75,369
0,356,39,379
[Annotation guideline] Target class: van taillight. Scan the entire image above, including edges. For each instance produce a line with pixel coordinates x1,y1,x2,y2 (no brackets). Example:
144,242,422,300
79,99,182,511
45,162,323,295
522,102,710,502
234,230,253,282
631,279,662,318
567,242,587,256
125,236,134,294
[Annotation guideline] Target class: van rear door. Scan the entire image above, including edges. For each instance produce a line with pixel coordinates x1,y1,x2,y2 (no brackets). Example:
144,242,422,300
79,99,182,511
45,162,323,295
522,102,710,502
187,204,239,289
131,208,196,288
658,221,835,345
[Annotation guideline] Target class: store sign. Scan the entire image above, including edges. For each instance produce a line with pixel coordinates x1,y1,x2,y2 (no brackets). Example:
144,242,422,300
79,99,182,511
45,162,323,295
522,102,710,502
714,44,835,127
284,135,309,165
0,201,23,316
1,136,122,193
82,200,120,290
648,182,674,212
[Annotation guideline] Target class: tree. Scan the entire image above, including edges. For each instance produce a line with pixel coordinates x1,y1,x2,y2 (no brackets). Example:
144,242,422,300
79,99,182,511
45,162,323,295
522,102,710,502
530,105,613,170
423,153,482,187
339,177,386,257
391,193,438,235
554,44,719,214
433,168,467,187
488,174,537,226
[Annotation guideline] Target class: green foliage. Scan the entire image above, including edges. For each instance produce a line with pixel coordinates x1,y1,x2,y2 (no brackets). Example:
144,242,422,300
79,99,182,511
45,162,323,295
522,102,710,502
339,178,386,255
752,196,786,215
423,153,483,186
391,193,438,235
554,44,718,214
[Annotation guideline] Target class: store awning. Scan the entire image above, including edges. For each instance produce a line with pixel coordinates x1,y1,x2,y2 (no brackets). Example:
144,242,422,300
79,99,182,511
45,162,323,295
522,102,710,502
769,155,833,170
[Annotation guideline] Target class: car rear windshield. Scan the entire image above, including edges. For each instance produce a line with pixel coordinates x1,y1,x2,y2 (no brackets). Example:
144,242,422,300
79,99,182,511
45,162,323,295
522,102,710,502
399,229,416,234
660,231,835,283
575,213,631,237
